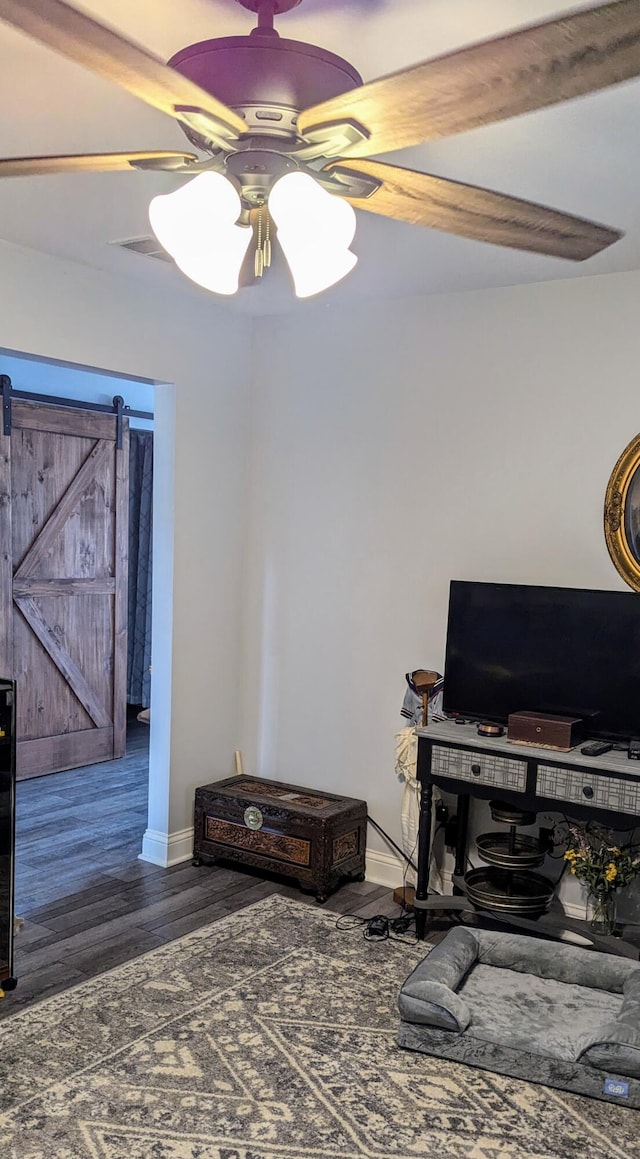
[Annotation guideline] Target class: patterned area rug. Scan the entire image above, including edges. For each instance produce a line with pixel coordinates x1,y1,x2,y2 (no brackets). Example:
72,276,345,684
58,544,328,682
0,895,637,1159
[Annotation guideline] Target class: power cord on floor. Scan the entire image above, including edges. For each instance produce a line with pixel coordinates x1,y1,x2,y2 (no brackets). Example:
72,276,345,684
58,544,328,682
333,812,423,942
335,911,417,943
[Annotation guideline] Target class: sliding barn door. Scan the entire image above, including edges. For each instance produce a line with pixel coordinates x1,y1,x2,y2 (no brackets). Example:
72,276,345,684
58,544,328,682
0,400,129,780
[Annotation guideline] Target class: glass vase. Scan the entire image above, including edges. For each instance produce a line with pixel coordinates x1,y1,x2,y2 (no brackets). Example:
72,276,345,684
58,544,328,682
589,891,617,936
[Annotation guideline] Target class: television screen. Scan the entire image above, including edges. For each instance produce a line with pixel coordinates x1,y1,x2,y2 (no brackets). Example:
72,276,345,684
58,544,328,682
442,581,640,741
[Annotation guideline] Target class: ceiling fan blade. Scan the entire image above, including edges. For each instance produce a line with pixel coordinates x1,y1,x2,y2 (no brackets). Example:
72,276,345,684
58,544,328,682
300,0,640,156
0,0,246,141
326,159,621,260
0,151,200,177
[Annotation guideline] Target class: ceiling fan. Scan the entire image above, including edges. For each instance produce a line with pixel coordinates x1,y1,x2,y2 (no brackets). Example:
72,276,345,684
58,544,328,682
0,0,638,297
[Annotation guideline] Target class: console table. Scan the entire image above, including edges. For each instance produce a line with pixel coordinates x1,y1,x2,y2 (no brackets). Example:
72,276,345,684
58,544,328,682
414,720,640,958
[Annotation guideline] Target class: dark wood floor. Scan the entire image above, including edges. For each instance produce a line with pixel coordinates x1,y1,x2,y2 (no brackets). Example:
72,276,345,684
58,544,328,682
2,720,401,1019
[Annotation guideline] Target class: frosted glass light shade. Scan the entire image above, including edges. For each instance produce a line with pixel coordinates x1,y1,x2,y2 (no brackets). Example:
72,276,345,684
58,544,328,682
149,172,251,296
269,172,357,298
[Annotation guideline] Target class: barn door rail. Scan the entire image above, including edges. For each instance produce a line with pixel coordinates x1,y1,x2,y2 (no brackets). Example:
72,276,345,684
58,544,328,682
0,375,152,446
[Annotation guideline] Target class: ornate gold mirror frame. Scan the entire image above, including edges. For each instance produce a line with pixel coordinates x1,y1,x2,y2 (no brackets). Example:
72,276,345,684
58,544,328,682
604,432,640,591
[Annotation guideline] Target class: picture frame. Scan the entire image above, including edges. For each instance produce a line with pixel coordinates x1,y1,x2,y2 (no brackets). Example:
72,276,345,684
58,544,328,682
604,432,640,591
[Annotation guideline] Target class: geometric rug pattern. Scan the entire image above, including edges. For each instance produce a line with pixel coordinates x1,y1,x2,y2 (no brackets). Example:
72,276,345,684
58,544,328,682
0,895,637,1159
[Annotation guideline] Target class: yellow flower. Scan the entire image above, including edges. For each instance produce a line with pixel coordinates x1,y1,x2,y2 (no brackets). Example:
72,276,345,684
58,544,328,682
564,850,576,862
570,866,576,874
605,863,618,882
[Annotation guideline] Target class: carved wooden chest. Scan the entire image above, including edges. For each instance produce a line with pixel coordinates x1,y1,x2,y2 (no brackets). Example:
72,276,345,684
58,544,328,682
193,775,367,902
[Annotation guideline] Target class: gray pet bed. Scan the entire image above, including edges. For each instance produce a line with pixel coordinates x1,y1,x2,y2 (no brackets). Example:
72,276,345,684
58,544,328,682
398,927,640,1107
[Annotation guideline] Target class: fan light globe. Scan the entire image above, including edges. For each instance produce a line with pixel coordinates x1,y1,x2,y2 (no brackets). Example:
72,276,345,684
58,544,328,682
149,172,251,296
269,172,357,298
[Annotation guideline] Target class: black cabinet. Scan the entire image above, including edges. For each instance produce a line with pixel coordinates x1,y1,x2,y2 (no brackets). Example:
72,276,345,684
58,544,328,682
0,680,16,992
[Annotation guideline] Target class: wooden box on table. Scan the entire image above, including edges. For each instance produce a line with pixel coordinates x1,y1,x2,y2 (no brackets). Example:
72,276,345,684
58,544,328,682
507,710,585,751
193,775,367,902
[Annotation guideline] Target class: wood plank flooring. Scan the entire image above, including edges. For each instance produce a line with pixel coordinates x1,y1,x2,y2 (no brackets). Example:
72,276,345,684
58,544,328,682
2,720,404,1019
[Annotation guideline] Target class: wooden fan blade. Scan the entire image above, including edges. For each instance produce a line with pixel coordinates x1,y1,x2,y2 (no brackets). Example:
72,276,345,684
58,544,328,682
0,0,246,140
326,159,622,260
0,151,199,176
300,0,640,156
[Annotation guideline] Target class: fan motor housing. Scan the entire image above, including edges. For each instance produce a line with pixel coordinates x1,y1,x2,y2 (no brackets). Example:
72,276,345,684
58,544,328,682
168,34,362,146
236,0,302,11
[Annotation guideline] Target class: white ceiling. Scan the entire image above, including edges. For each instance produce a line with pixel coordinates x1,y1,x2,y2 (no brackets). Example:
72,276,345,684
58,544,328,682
0,0,638,316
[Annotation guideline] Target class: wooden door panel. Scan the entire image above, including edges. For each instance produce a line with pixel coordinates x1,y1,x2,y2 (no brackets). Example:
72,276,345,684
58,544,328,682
0,400,128,780
15,593,113,729
13,611,94,740
13,433,114,580
17,728,114,782
11,428,93,571
12,398,119,441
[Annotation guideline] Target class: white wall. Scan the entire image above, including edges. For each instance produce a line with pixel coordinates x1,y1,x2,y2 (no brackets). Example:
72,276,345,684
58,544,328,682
243,269,640,905
0,240,252,859
5,233,640,912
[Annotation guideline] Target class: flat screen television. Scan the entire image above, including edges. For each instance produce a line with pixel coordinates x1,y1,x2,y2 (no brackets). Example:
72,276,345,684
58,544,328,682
442,581,640,741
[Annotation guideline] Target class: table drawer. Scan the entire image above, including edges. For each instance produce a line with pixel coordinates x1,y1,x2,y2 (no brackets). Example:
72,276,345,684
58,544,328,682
430,745,527,792
537,765,640,815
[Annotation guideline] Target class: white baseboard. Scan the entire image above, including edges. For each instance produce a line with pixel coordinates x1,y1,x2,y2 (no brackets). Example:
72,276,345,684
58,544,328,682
140,836,412,888
365,849,407,889
559,897,589,921
139,827,194,868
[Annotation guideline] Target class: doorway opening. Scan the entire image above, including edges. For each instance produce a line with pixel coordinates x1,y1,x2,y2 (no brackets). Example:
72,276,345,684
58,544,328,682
0,348,160,915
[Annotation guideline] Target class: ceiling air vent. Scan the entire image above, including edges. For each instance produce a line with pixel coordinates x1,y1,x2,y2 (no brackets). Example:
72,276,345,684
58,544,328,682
110,236,174,264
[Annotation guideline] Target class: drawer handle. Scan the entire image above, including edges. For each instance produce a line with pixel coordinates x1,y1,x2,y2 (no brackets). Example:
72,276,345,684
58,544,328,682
582,785,594,799
471,763,482,776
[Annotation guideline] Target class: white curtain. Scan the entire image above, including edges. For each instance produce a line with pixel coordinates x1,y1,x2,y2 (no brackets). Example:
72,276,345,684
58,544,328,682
395,726,443,893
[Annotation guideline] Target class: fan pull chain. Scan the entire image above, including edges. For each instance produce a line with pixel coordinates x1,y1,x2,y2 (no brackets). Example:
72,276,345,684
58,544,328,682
255,209,264,279
252,206,272,279
263,211,271,269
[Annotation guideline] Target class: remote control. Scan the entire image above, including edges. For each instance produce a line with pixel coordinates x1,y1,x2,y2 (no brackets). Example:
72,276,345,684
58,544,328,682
580,741,613,756
628,739,640,760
